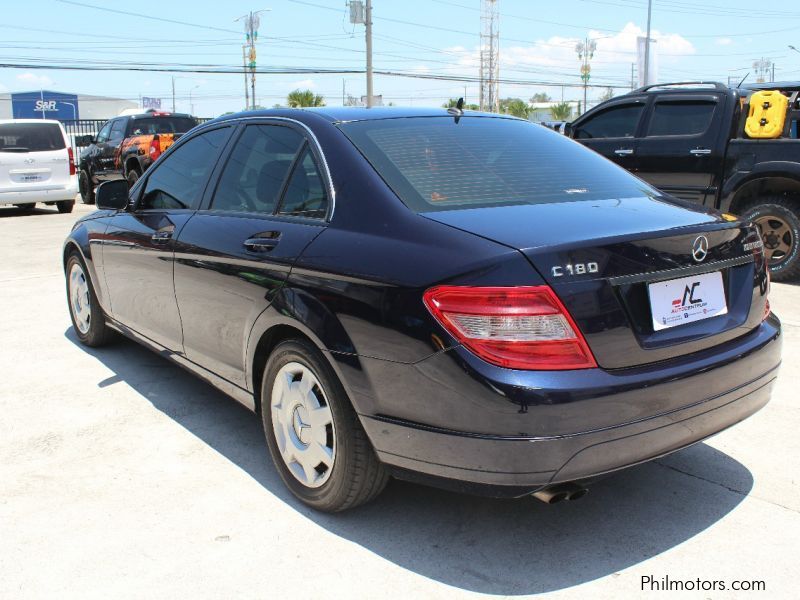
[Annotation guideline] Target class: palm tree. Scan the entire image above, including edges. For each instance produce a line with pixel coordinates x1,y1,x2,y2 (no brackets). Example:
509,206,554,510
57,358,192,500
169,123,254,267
550,101,573,121
442,98,479,110
500,98,532,119
286,89,325,108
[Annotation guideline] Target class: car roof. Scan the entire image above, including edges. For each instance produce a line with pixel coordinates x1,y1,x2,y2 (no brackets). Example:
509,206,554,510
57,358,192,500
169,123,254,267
128,112,194,119
742,81,800,92
213,106,517,125
0,119,65,125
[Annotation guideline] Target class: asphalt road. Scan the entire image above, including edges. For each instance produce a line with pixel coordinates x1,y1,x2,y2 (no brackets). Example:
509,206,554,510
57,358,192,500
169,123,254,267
1,202,798,599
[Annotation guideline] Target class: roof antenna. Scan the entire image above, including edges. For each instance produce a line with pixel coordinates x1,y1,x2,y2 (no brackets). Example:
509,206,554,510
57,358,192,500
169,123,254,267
737,73,749,88
447,97,465,123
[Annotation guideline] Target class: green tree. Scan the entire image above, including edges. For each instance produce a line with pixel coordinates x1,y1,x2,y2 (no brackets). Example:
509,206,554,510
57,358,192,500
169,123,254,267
442,98,479,110
598,87,614,102
500,97,532,119
549,101,573,121
286,89,325,108
530,92,552,103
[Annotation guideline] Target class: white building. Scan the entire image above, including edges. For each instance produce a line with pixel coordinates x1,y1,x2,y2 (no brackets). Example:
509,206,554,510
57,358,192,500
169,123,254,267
0,90,137,121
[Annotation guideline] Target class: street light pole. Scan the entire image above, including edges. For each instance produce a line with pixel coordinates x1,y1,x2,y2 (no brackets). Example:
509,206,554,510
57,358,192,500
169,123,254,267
365,0,374,107
643,0,653,86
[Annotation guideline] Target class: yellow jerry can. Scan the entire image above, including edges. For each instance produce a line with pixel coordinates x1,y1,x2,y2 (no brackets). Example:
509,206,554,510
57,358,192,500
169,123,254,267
745,90,789,139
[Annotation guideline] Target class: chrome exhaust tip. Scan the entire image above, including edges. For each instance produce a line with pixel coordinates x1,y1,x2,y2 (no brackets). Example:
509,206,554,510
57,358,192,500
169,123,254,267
531,482,588,504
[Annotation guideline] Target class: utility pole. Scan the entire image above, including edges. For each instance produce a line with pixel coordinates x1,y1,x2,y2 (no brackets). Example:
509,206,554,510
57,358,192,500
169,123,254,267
242,45,250,110
576,38,596,116
479,0,499,112
171,77,176,112
643,0,653,86
237,9,270,111
365,0,374,107
631,63,636,90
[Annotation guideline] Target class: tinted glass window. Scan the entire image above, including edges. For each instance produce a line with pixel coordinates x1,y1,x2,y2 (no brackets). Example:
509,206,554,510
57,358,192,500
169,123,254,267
128,117,197,136
574,104,644,139
646,101,716,136
278,148,328,219
340,117,656,212
96,122,112,143
109,119,126,143
212,125,303,213
0,123,65,152
141,127,229,210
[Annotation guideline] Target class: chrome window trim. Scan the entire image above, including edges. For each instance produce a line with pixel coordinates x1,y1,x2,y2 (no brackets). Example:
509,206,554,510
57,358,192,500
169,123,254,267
190,115,337,222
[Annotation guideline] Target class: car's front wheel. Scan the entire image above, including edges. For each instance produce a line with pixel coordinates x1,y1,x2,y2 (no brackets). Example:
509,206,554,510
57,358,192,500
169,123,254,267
65,252,112,346
57,200,74,214
742,196,800,282
261,339,388,512
79,170,95,205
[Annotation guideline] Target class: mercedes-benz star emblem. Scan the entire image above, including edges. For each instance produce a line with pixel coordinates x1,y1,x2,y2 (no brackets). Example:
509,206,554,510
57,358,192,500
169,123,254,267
692,235,709,262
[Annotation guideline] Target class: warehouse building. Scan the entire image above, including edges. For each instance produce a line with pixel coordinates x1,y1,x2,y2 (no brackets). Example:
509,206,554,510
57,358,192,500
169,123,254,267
0,90,137,120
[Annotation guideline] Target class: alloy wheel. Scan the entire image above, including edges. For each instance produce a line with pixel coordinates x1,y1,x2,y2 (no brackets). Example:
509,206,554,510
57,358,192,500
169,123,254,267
755,214,794,267
69,262,92,334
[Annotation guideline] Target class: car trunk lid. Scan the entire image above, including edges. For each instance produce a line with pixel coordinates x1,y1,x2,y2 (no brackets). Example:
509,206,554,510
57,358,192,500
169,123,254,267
423,196,768,370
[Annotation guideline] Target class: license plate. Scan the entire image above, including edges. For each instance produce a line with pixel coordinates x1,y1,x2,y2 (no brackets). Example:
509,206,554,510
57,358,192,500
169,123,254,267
21,174,41,182
647,271,728,331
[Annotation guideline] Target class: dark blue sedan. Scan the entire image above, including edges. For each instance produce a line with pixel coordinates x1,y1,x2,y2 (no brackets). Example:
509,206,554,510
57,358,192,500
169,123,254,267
63,107,781,511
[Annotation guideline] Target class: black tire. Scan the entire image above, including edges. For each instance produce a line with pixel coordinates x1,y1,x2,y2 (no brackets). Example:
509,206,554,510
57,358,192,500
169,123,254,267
56,200,75,214
127,168,140,188
261,338,388,512
741,196,800,282
79,170,95,205
65,251,113,347
17,203,35,212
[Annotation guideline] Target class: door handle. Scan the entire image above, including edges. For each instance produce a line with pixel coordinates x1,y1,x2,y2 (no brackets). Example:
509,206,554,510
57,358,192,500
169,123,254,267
244,232,281,252
690,148,712,156
614,148,634,156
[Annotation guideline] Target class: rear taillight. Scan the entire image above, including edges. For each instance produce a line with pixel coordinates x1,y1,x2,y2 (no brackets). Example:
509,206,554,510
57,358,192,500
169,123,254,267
149,136,162,161
423,285,597,370
67,146,75,176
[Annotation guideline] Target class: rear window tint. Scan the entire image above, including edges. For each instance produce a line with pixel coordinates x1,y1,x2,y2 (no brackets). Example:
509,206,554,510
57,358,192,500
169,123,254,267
128,117,197,136
339,116,655,212
0,123,65,152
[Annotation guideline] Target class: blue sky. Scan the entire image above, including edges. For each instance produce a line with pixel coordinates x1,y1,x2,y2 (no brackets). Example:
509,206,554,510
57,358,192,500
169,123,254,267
1,0,799,116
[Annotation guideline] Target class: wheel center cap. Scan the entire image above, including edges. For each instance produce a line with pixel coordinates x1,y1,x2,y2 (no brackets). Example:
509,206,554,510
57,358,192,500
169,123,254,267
764,232,780,249
292,405,311,445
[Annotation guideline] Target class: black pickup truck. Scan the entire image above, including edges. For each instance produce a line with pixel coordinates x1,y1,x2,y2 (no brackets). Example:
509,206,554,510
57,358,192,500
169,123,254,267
76,110,197,204
567,81,800,281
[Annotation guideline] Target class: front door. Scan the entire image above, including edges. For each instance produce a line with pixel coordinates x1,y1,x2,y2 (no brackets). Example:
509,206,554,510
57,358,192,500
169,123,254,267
101,125,232,351
96,118,127,182
571,99,647,171
173,122,331,387
634,94,725,206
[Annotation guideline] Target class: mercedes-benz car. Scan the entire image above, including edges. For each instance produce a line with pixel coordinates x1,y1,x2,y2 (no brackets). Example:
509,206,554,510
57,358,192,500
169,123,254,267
63,107,781,512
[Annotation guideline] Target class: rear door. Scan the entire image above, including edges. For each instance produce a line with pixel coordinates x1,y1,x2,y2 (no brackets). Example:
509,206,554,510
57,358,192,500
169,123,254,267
101,125,232,351
635,94,726,206
173,121,330,387
0,121,70,193
570,98,647,171
96,118,126,181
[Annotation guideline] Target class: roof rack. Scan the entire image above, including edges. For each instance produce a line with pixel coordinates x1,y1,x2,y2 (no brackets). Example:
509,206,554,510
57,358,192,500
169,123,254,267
632,81,728,93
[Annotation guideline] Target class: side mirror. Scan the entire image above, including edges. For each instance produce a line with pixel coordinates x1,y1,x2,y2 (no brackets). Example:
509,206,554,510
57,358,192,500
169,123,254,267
96,180,129,211
563,122,574,137
75,135,94,147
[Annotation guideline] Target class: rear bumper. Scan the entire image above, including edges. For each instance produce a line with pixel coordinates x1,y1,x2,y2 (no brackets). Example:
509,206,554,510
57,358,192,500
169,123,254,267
0,180,78,204
358,317,781,496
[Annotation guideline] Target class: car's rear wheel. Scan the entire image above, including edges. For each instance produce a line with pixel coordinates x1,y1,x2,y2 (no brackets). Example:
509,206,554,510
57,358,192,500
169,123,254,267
79,170,95,205
56,200,74,214
261,338,388,512
65,252,112,347
741,196,800,282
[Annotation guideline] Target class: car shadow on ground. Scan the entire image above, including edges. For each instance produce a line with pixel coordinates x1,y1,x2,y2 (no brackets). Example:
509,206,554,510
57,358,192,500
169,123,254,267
0,206,62,217
66,329,754,595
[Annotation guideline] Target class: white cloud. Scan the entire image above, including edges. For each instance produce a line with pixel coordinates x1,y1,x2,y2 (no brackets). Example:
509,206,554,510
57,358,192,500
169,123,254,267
716,37,733,46
16,72,53,88
289,78,316,90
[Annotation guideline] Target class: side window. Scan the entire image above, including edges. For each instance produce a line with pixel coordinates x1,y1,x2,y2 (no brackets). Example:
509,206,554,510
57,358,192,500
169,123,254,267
278,147,329,219
95,122,112,144
575,104,644,139
108,119,126,144
646,101,717,137
211,124,304,213
140,127,229,210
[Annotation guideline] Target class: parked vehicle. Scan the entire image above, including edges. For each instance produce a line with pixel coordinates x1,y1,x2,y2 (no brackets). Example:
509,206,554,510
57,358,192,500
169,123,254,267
0,119,76,213
76,109,197,204
567,81,800,281
64,108,781,512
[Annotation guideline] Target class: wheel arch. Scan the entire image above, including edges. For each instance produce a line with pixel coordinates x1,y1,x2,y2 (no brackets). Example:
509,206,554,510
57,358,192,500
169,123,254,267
724,172,800,215
124,155,142,177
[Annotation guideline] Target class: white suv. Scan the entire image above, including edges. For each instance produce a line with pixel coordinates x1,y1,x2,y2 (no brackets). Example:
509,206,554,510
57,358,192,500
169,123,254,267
0,119,78,213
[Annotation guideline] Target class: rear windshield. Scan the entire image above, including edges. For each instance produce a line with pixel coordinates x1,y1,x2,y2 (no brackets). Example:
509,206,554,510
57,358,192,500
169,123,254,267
128,117,197,136
0,122,65,153
339,116,655,212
